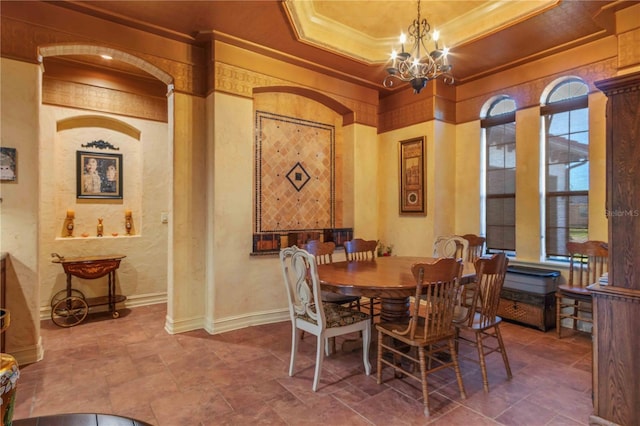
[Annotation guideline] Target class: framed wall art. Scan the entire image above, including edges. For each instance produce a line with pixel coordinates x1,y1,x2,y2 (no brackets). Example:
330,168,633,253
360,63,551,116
0,147,17,182
399,136,426,215
76,151,123,199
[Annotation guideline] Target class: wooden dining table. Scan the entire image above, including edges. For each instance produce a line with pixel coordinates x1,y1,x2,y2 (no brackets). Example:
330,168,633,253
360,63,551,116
317,256,476,323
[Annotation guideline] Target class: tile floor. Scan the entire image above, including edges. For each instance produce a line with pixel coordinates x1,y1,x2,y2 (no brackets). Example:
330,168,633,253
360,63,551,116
13,304,594,425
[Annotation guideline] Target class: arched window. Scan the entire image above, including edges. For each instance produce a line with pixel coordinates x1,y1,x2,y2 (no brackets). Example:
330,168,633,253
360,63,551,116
481,96,517,254
541,77,589,258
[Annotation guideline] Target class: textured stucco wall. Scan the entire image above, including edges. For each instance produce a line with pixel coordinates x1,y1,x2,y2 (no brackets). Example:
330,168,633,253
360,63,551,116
206,90,375,332
377,122,436,258
0,58,41,364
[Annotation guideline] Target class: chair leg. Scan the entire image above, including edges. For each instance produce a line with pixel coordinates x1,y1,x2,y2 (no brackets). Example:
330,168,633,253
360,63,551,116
289,326,299,377
556,294,562,339
448,338,466,400
417,346,431,417
362,323,372,375
494,324,512,380
376,330,383,384
475,331,490,392
326,337,334,356
572,300,579,330
368,297,378,325
313,334,325,392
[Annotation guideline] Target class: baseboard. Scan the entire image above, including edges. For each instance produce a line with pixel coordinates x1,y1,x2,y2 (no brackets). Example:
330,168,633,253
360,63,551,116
8,336,44,367
164,313,206,334
203,308,289,335
37,292,288,336
39,292,168,320
589,415,620,426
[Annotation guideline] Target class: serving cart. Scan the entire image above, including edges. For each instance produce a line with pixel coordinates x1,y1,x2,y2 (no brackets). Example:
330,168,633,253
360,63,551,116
50,254,126,327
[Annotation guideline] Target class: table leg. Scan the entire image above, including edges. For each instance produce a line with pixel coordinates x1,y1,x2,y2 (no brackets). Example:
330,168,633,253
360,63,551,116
66,273,73,296
108,271,114,314
380,297,411,323
340,297,410,353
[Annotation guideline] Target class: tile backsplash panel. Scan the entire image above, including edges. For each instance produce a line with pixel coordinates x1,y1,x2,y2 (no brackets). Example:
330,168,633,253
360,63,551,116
255,111,335,233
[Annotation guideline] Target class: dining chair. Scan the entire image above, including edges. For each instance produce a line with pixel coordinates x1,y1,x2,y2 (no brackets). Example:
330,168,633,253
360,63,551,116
304,240,362,353
433,235,469,260
454,252,512,392
458,234,486,308
376,257,466,417
461,234,486,262
305,240,361,308
556,240,608,338
344,238,380,322
279,245,371,391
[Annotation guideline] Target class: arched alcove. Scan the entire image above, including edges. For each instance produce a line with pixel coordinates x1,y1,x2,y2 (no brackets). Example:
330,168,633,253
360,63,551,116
36,44,174,336
57,115,141,140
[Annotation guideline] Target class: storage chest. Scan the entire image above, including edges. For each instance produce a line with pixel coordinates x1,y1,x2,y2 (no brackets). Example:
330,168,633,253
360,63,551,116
498,266,560,331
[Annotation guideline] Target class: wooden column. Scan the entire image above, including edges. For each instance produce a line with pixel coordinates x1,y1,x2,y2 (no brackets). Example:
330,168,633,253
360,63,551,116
590,71,640,426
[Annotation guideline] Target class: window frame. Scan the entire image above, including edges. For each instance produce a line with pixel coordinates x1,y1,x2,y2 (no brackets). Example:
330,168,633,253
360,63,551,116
541,79,589,260
482,97,517,255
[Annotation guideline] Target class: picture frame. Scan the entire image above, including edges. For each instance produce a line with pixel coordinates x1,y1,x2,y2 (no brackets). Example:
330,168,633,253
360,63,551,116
399,136,426,215
76,151,123,199
0,147,17,182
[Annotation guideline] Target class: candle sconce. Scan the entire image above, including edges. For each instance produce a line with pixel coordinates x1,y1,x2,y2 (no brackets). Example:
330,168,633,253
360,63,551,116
125,210,134,236
62,210,75,237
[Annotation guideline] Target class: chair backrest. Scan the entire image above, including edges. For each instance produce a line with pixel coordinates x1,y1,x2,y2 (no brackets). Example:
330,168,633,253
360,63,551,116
399,258,463,341
461,234,486,262
344,238,377,262
433,235,469,260
305,240,335,265
464,253,509,328
567,240,608,289
279,246,326,330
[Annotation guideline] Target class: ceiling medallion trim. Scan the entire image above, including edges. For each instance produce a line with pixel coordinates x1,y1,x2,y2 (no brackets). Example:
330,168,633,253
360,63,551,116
283,0,559,65
443,0,560,47
283,0,395,64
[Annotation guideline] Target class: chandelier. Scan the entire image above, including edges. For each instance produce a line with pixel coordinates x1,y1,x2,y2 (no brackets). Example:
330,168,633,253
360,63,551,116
383,0,454,94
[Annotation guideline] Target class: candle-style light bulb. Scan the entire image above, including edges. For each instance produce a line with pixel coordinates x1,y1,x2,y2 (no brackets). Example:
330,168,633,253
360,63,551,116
399,33,406,53
390,49,397,68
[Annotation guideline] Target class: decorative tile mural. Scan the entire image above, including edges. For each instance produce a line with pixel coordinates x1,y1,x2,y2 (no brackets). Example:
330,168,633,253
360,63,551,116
255,111,335,234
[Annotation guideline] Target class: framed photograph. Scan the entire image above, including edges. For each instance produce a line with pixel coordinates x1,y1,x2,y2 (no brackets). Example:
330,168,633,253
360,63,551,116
76,151,123,199
399,137,426,215
0,147,17,182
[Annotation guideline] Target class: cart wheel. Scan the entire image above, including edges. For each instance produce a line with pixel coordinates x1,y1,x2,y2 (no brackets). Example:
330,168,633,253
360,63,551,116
51,296,88,327
50,289,85,308
112,311,120,319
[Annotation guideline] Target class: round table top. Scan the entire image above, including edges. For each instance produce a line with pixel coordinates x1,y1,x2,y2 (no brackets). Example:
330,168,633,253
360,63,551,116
317,256,475,299
13,413,152,426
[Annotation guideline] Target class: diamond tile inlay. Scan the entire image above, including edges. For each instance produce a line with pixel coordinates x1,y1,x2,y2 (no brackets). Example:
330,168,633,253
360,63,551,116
286,162,311,192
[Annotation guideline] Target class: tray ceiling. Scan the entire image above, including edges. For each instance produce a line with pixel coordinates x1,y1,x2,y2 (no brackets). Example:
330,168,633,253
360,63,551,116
32,0,633,94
